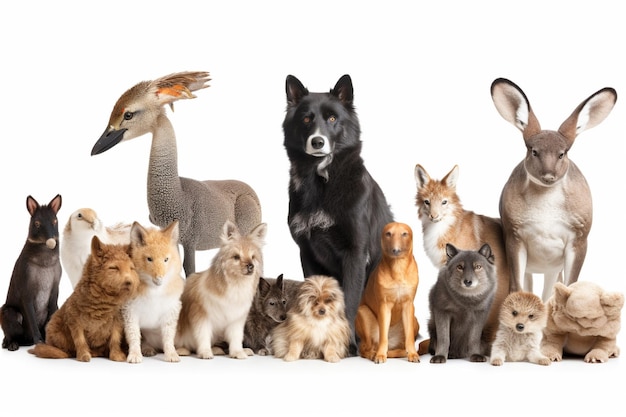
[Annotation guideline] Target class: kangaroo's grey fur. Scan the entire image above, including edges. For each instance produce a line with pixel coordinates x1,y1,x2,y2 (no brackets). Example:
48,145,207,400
491,78,616,301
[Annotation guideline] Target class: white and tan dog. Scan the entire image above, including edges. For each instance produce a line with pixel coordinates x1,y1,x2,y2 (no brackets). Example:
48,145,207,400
175,220,267,359
123,220,185,363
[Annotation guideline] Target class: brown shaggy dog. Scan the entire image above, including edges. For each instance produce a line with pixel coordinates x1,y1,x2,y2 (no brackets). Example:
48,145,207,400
271,275,351,363
356,222,420,363
29,236,139,361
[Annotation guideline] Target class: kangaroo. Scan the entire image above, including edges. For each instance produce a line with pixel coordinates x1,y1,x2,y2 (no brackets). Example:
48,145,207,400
491,78,617,301
1,194,62,351
415,164,514,348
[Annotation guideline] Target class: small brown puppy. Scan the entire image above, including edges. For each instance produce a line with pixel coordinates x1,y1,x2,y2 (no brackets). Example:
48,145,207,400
29,236,139,361
355,222,420,363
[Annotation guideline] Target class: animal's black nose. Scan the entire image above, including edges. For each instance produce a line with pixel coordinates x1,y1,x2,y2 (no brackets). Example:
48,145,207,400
246,264,254,273
516,323,524,332
318,308,326,315
311,136,325,150
463,279,473,287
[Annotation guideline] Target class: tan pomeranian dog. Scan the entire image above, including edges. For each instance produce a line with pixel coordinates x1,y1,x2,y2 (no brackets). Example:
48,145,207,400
271,275,351,363
175,220,267,359
490,291,551,366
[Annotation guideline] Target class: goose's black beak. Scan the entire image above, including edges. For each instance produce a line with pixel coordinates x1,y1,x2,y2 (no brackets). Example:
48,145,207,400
91,127,127,156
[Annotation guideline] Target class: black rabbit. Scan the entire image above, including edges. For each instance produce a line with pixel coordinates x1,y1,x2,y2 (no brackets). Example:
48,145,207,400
1,194,62,351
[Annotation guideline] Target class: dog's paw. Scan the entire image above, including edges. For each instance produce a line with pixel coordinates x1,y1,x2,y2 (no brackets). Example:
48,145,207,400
283,353,299,362
584,349,610,363
127,351,143,364
163,351,181,363
176,347,191,356
110,350,127,362
141,344,158,357
229,349,250,359
407,352,420,363
490,358,503,366
197,348,215,359
325,354,342,363
373,354,387,364
469,354,486,363
430,355,447,364
536,357,551,366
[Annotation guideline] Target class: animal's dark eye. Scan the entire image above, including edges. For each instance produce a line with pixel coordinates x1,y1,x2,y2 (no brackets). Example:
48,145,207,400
147,257,153,262
269,301,275,306
164,257,169,263
328,115,337,122
512,310,518,317
529,314,534,319
424,199,430,206
558,153,564,159
402,232,408,237
282,300,287,305
456,265,463,272
303,116,311,124
385,231,392,237
442,200,448,206
475,265,482,271
532,149,538,157
77,213,83,219
124,111,134,120
234,255,241,261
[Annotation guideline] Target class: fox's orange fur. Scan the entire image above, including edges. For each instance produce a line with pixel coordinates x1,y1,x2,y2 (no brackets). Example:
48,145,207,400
28,237,139,361
123,220,185,363
415,164,517,351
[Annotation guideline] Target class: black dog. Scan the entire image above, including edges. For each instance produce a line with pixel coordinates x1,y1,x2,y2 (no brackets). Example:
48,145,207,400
282,74,394,355
1,194,63,351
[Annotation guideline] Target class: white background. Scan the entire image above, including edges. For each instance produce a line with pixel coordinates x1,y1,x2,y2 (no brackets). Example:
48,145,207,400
1,1,623,416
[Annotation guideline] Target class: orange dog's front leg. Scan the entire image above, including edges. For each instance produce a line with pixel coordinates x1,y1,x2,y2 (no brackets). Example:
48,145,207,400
402,301,419,363
374,302,393,364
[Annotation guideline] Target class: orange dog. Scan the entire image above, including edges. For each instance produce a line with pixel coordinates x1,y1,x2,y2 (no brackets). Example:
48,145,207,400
355,222,420,363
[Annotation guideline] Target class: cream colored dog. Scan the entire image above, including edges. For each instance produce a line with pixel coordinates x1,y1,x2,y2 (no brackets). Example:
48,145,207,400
175,220,267,359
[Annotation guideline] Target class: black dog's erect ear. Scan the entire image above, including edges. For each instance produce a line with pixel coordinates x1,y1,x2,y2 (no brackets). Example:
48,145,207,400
286,75,308,106
331,74,353,104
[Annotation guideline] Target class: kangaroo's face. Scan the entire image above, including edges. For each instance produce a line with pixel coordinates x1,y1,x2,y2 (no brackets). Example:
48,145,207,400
524,131,570,187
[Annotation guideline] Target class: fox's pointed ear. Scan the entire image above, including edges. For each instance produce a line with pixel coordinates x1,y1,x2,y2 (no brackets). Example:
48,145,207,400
331,74,353,104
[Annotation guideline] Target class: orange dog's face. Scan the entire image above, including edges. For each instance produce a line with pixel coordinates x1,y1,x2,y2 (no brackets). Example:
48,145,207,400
381,222,413,259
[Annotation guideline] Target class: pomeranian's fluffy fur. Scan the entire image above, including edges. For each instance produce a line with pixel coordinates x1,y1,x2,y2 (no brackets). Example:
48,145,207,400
175,220,267,359
271,275,350,362
490,291,551,366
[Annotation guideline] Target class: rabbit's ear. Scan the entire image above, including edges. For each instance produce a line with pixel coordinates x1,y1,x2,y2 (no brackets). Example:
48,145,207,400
558,87,617,141
490,78,541,140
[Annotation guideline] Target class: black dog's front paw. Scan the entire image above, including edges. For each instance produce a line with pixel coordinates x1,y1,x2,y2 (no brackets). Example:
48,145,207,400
430,355,447,364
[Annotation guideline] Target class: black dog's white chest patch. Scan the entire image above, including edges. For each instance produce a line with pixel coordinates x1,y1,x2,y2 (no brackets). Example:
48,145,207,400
290,210,335,237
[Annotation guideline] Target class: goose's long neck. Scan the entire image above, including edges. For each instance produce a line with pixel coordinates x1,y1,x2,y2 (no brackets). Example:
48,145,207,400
147,112,181,211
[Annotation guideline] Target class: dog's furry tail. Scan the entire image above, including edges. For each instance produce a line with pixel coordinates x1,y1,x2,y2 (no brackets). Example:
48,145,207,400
28,343,70,359
417,339,430,355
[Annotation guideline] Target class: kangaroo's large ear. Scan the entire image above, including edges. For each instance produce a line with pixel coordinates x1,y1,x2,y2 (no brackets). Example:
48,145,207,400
491,78,541,140
558,87,617,141
48,194,62,214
